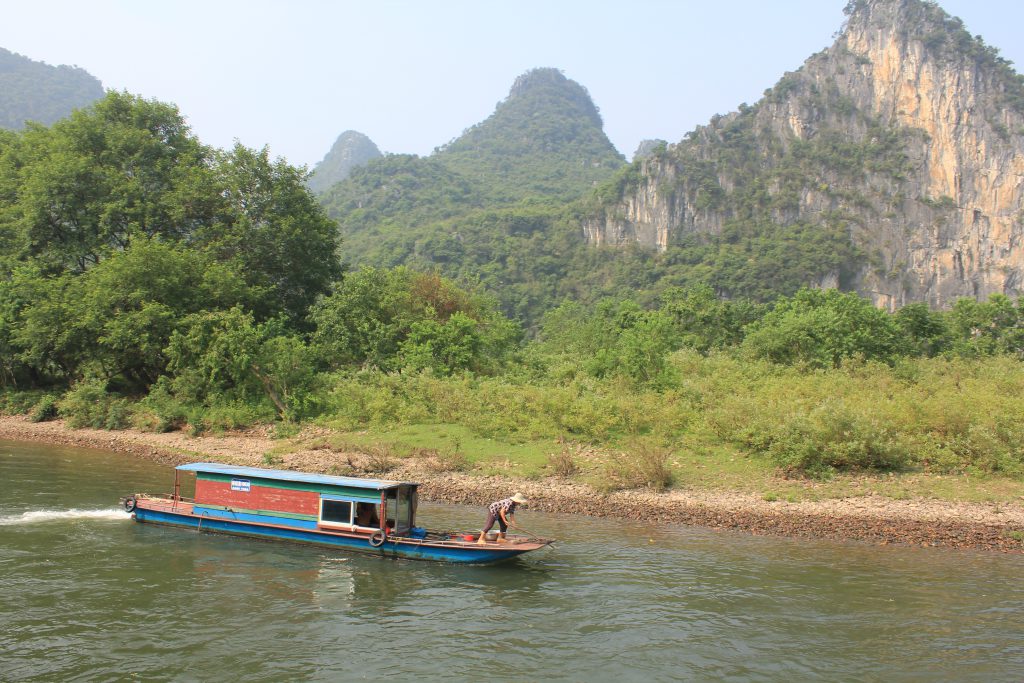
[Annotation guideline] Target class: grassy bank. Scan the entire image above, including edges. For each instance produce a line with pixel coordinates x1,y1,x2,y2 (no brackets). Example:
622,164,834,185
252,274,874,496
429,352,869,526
9,351,1023,506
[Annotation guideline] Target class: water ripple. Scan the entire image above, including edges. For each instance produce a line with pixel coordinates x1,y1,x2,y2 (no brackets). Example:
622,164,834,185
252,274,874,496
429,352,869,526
0,508,129,525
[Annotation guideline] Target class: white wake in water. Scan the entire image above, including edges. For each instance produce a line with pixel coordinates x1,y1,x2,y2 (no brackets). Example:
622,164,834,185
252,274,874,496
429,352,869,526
0,508,130,525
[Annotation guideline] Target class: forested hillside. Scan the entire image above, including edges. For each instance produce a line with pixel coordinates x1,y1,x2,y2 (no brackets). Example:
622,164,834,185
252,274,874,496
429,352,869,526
0,48,104,129
320,68,629,325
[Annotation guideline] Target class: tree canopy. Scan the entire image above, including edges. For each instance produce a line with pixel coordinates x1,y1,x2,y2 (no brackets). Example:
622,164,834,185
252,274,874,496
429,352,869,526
0,91,341,395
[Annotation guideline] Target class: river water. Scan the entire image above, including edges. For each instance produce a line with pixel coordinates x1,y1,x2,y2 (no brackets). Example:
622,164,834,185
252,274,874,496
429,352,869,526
2,441,1023,682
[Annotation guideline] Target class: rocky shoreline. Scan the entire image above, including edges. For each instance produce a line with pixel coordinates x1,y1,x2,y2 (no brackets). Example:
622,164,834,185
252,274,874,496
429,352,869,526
2,415,1023,553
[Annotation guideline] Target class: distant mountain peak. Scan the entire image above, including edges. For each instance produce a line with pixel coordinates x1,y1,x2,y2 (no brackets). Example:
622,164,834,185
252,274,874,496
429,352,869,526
508,67,568,96
307,130,381,195
502,67,603,129
433,67,622,199
0,47,104,129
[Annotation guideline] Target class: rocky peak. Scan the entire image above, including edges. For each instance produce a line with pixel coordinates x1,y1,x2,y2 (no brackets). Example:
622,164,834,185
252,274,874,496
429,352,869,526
307,130,382,195
633,139,667,161
505,67,603,128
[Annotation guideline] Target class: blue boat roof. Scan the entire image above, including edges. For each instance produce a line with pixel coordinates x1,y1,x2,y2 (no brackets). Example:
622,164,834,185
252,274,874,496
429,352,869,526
175,463,416,490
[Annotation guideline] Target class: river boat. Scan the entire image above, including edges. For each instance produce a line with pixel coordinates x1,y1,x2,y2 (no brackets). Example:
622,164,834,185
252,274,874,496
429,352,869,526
122,462,552,565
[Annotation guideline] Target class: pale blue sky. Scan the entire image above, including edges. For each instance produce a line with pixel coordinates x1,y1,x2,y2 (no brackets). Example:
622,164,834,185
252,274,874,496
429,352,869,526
2,1,1021,169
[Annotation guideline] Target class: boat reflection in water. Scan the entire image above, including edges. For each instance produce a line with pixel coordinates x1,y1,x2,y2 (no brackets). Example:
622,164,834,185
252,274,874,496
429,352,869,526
123,463,553,565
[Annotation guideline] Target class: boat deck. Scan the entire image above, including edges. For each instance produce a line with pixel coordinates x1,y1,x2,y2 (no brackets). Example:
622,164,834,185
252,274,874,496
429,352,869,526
134,494,548,549
138,494,194,515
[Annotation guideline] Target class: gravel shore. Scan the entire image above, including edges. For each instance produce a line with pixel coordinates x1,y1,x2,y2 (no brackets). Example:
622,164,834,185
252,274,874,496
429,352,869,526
3,415,1023,553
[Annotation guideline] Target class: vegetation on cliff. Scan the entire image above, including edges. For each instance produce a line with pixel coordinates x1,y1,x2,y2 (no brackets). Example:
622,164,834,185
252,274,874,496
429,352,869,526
586,0,1024,310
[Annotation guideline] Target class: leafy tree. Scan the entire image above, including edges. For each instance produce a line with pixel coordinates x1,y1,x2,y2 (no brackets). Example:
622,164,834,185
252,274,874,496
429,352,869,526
0,91,219,274
166,308,319,421
309,266,519,375
616,313,678,387
742,288,908,367
398,312,483,375
530,298,680,387
946,294,1024,357
8,239,253,389
203,144,342,324
894,302,951,357
659,284,765,353
0,92,343,392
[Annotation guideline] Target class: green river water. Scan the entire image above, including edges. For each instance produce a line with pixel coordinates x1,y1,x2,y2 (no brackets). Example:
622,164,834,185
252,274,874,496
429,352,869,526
1,440,1023,682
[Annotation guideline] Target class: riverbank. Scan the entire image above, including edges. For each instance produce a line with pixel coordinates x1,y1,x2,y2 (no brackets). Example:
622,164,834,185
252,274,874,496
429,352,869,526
3,415,1023,552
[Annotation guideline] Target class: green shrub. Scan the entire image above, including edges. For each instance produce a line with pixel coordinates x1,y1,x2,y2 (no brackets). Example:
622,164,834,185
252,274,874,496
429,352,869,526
58,380,109,429
0,390,47,415
630,439,676,491
548,444,580,477
134,379,187,433
104,399,133,430
600,439,675,491
58,379,131,430
199,400,274,433
29,395,59,422
760,402,911,477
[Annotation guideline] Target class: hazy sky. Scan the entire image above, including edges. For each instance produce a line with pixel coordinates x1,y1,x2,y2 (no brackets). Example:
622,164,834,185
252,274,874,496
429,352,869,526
3,1,1023,169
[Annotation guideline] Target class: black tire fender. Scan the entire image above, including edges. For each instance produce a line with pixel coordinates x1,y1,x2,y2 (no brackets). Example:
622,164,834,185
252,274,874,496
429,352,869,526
123,496,137,513
369,530,386,547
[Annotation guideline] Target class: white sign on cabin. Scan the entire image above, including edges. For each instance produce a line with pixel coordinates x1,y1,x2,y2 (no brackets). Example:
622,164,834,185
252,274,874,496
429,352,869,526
230,478,251,492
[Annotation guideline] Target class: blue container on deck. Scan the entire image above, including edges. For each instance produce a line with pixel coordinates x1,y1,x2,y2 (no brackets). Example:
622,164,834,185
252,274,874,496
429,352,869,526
410,526,427,539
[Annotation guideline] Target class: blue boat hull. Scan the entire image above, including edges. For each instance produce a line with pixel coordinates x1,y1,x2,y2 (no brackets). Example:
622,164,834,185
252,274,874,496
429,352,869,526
133,506,536,565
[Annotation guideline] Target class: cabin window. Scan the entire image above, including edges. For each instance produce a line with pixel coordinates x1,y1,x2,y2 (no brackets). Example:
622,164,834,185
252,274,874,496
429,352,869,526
353,502,380,529
385,487,415,534
320,499,353,525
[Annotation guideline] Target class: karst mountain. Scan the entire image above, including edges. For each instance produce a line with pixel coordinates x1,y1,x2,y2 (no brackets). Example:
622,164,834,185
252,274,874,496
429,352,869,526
586,0,1024,309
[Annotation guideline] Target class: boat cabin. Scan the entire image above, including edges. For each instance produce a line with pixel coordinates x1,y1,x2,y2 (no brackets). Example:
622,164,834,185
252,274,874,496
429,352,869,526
174,463,419,536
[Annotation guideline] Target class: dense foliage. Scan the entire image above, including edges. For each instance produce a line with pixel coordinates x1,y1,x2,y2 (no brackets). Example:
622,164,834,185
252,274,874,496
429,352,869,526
0,93,340,400
309,267,519,375
0,91,528,428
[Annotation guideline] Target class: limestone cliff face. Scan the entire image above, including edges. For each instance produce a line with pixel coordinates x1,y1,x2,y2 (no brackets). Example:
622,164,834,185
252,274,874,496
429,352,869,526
585,0,1024,308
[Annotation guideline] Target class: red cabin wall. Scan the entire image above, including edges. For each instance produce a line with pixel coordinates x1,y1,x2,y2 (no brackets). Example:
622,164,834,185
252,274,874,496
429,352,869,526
195,479,319,516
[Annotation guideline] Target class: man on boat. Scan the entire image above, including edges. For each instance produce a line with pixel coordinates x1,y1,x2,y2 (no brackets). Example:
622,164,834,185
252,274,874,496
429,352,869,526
477,493,529,544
